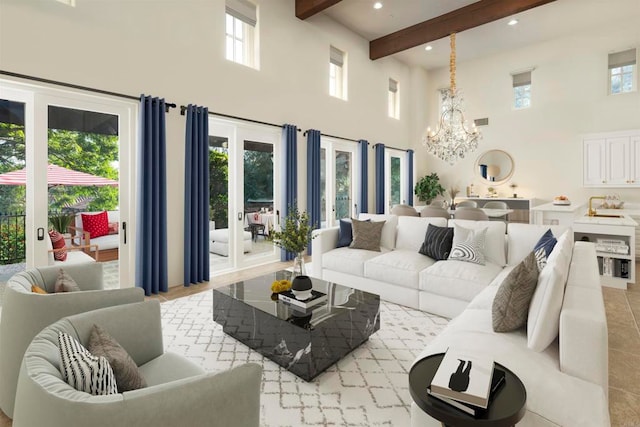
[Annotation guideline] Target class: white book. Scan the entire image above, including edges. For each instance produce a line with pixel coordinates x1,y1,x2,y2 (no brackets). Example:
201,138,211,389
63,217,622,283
278,290,327,309
430,350,495,409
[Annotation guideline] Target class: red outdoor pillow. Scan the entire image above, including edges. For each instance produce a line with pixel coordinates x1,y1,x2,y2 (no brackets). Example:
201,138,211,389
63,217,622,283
82,211,109,238
48,230,67,261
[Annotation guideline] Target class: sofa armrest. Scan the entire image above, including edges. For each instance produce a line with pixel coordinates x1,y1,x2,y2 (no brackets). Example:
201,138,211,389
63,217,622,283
120,363,262,427
559,241,608,392
311,226,339,278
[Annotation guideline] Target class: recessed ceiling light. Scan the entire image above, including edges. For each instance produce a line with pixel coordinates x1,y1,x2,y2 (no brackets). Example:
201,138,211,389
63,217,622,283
508,19,519,26
373,2,383,10
424,45,433,51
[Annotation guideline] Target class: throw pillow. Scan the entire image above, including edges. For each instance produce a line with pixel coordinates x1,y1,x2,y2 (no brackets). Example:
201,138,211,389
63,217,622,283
350,218,385,251
448,226,487,265
88,324,147,392
534,229,557,270
107,221,119,235
336,218,369,248
81,211,109,239
492,251,540,332
54,268,81,293
419,224,454,260
58,331,118,395
31,284,48,294
48,230,67,262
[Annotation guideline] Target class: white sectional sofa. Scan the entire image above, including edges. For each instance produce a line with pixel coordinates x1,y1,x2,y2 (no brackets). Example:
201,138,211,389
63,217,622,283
311,215,609,426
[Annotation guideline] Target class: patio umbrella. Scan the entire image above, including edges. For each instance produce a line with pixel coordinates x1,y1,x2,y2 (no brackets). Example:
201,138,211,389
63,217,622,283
0,164,118,187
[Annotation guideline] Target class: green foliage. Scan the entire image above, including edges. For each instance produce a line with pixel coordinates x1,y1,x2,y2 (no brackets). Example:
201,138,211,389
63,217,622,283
414,173,445,203
244,150,273,203
268,207,317,254
49,213,74,233
209,149,229,228
0,220,26,264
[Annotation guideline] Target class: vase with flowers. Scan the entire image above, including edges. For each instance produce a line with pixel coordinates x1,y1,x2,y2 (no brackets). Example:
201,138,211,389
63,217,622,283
268,207,317,285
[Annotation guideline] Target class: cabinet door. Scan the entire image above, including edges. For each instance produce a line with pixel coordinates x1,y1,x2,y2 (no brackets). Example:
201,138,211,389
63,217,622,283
606,137,631,185
584,138,606,186
631,136,640,185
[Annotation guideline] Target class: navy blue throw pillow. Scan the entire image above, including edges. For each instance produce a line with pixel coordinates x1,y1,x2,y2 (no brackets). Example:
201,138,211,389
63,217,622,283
337,218,369,248
533,229,557,270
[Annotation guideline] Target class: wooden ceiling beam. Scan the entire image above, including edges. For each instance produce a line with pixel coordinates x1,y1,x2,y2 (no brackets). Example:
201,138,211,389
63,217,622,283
296,0,343,20
369,0,556,60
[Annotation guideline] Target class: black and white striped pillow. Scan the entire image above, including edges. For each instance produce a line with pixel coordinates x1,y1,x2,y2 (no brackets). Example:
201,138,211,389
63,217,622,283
448,228,486,265
58,332,118,395
419,224,454,260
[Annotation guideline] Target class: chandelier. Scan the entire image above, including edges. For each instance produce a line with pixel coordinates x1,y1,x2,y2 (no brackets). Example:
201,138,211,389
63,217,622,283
423,33,481,165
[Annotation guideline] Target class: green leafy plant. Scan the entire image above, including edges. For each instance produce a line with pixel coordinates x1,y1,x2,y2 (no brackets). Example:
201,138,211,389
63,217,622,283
414,173,445,204
49,213,74,234
268,207,317,254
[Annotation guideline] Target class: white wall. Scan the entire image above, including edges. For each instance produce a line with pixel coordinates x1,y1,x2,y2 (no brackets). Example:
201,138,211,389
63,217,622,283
0,0,413,286
414,16,640,204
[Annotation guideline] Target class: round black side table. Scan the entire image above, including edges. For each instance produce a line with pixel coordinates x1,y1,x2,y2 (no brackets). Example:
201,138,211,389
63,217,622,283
409,353,527,427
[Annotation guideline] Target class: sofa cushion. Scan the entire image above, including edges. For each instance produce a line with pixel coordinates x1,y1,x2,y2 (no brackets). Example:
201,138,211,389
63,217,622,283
138,352,204,387
419,224,453,260
449,226,486,265
507,223,569,266
358,214,398,250
31,284,48,294
81,211,109,238
396,216,448,251
322,247,386,277
364,249,436,289
350,218,385,251
58,331,118,395
54,268,81,293
88,324,147,392
533,229,557,270
448,219,506,266
527,230,573,352
492,251,540,332
419,260,502,302
48,230,67,261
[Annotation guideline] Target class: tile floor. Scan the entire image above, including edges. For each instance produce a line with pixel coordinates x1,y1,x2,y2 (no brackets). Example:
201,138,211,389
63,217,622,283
1,260,638,426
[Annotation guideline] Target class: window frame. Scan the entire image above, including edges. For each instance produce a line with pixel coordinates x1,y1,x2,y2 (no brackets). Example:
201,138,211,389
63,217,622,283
388,78,399,119
384,148,407,213
225,0,258,69
329,46,347,100
511,70,532,110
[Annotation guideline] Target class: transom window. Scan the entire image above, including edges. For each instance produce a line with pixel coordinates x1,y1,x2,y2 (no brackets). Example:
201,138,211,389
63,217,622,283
329,46,347,100
512,70,531,109
388,78,399,119
225,0,258,69
608,48,637,95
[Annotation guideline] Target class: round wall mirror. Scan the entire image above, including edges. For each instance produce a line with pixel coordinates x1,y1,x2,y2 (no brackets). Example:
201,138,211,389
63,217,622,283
475,150,514,185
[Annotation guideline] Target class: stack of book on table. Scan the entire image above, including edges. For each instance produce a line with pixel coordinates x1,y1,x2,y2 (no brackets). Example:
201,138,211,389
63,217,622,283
278,290,327,309
427,350,505,416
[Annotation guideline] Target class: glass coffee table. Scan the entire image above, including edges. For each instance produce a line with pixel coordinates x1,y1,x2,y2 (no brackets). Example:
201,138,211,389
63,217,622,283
213,270,380,381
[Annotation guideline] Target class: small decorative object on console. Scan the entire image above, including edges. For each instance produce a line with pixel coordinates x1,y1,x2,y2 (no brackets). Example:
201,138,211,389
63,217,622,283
553,195,571,205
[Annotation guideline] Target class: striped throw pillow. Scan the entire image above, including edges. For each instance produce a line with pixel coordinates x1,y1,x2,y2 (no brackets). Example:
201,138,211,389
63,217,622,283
48,230,67,261
58,332,118,396
448,227,486,265
419,224,454,260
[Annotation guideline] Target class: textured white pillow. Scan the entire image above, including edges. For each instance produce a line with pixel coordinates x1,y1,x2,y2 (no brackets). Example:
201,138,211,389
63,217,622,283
58,332,118,395
450,219,506,266
527,230,574,352
358,214,398,250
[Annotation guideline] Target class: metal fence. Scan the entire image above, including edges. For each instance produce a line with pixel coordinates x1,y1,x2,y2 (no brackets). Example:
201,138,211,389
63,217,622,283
0,212,26,265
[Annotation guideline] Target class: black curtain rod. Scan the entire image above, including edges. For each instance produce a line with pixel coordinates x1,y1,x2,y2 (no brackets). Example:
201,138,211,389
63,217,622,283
180,105,301,132
302,129,359,143
371,142,410,152
0,70,177,112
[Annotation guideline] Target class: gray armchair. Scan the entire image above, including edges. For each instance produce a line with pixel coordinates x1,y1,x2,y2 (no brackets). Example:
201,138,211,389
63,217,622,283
390,204,419,216
0,263,144,418
13,301,262,427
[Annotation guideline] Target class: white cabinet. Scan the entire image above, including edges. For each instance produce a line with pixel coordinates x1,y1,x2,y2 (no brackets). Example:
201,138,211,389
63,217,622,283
583,130,640,187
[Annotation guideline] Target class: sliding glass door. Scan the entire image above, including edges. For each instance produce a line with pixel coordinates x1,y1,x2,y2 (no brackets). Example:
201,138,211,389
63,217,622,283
385,148,407,212
320,138,357,227
209,118,281,274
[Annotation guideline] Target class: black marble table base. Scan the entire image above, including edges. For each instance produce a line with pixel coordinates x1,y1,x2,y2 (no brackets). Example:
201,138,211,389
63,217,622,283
213,271,380,381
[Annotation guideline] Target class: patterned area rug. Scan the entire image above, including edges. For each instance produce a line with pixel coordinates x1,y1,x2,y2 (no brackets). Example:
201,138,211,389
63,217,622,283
160,291,449,426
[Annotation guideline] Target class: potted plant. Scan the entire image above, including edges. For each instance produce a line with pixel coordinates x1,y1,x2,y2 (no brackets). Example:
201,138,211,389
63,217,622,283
49,213,75,234
268,207,317,280
414,173,446,205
